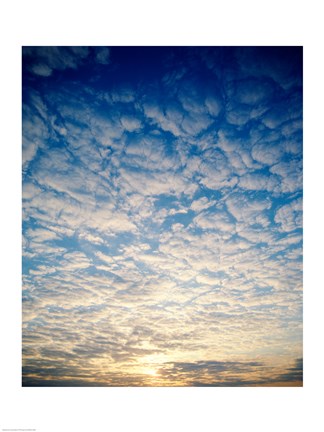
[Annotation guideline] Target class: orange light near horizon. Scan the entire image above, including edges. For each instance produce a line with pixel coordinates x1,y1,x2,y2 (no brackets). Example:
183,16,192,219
145,368,158,377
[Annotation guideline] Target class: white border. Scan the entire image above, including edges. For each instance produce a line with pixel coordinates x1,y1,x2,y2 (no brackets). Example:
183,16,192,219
1,1,323,431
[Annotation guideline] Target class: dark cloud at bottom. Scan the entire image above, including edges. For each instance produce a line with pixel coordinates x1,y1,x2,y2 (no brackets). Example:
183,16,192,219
22,358,302,387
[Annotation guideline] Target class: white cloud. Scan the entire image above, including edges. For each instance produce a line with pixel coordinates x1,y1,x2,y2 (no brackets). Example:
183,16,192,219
239,173,279,192
120,115,142,132
78,231,104,245
117,167,197,199
236,225,274,243
27,227,59,243
196,273,220,286
197,152,238,190
226,194,272,224
123,134,181,173
251,142,283,166
205,96,222,117
275,198,302,232
193,210,234,235
29,265,56,276
22,182,42,200
62,251,92,271
181,112,213,135
22,107,49,170
178,89,205,115
226,104,252,126
95,251,116,265
270,159,302,193
143,102,183,137
190,197,214,213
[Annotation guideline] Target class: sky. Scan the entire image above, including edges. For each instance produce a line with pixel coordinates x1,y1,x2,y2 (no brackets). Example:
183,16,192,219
22,46,303,386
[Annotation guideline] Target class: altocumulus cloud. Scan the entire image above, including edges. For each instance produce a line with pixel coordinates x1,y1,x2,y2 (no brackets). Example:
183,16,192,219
22,47,303,387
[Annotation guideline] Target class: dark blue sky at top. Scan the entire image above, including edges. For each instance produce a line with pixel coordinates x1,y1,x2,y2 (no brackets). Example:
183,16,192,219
23,46,302,86
23,47,302,156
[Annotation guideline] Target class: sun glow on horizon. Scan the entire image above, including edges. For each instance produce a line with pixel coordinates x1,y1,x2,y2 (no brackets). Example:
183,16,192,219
145,368,158,377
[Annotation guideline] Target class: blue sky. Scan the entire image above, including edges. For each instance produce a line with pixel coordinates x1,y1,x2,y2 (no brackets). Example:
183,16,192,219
22,46,302,386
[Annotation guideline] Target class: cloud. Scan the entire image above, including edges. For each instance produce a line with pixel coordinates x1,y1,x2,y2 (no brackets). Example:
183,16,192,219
142,101,183,137
270,159,302,193
22,103,49,171
120,115,142,132
22,356,302,387
22,47,303,387
193,209,234,235
117,167,197,198
27,227,59,243
238,173,279,192
234,46,303,89
275,198,302,232
228,77,275,106
262,93,302,129
151,358,302,386
94,47,110,65
31,63,52,77
251,142,283,166
190,197,214,212
23,46,90,77
226,193,272,224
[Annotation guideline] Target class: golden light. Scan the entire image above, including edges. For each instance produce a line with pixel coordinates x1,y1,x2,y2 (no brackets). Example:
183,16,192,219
145,368,158,377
